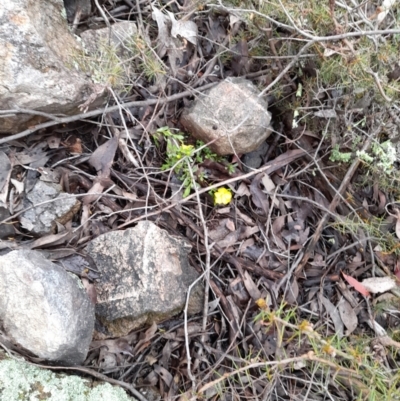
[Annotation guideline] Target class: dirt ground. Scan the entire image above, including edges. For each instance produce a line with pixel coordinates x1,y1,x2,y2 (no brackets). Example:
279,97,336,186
1,0,400,400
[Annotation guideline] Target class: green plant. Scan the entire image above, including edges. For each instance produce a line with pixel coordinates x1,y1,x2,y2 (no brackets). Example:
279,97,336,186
330,140,397,176
154,127,236,198
127,35,166,82
70,39,129,90
329,145,352,163
252,299,400,401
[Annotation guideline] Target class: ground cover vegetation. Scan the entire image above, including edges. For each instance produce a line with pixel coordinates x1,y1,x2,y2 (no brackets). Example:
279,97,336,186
2,0,400,399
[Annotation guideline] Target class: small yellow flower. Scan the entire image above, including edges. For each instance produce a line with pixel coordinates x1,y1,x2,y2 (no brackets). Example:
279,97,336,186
214,187,232,205
298,320,314,333
180,144,194,154
256,298,268,310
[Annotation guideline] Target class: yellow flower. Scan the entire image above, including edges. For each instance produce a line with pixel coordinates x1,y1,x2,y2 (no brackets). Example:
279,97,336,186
180,144,194,154
214,187,232,205
255,298,268,310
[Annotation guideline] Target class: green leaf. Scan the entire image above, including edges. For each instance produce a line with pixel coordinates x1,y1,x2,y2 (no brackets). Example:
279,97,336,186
183,186,191,198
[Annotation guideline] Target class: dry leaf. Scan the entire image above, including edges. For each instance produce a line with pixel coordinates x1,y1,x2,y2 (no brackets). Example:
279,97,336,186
10,178,24,194
63,136,82,154
342,272,371,297
225,219,235,232
239,238,254,254
236,208,254,225
323,48,339,57
152,7,184,75
89,135,119,178
121,190,137,201
154,364,173,386
82,180,105,205
236,182,251,197
284,278,299,305
320,295,344,338
167,11,198,45
30,231,71,249
337,298,358,335
216,206,231,214
261,174,275,192
376,0,397,24
242,271,261,300
250,173,269,215
361,277,396,294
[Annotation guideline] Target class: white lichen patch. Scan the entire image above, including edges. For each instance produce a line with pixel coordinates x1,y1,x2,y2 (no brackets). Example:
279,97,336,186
0,358,135,401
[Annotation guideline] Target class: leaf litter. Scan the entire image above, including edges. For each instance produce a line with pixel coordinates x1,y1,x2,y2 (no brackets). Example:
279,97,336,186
0,1,400,400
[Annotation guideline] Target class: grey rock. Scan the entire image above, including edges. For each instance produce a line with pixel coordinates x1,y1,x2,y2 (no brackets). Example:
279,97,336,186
242,140,269,172
80,21,137,55
0,250,94,365
20,180,80,236
0,0,105,133
180,77,272,155
86,221,204,339
0,353,135,400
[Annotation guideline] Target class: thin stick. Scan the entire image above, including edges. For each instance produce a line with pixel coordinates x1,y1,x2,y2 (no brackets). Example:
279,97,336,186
117,149,307,229
0,82,218,145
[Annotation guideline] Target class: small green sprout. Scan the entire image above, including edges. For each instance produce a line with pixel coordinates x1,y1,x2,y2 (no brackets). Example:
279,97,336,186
154,127,234,198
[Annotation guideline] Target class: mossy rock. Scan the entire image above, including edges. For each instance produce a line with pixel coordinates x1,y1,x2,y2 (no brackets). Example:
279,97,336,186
0,355,135,401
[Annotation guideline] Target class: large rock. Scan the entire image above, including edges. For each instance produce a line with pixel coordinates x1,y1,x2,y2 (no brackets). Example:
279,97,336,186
0,0,103,133
86,221,204,339
180,77,272,155
0,354,135,400
80,21,137,55
0,250,94,366
19,180,81,236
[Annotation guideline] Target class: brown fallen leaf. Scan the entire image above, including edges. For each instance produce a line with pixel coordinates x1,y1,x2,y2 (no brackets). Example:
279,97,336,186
284,278,299,305
242,271,261,300
89,135,119,178
133,321,158,355
250,173,269,216
29,231,72,249
153,364,173,387
63,135,82,154
342,272,370,297
320,295,344,338
337,298,358,335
